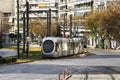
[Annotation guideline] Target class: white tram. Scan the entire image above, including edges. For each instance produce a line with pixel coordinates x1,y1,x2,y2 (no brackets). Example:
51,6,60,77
41,37,84,58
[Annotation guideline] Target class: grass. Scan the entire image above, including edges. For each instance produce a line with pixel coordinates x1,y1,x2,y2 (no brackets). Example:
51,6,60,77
19,46,42,60
2,45,18,50
1,44,90,64
2,44,42,64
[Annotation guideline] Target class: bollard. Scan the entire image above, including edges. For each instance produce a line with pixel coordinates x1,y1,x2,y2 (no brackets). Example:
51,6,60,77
58,72,60,80
58,68,70,80
62,71,65,80
66,68,69,77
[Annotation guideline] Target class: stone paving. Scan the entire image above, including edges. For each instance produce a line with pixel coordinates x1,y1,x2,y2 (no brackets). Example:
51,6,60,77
0,74,57,80
0,48,120,80
68,74,120,80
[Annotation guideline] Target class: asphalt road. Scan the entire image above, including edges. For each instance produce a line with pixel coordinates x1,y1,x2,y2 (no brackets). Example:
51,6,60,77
0,49,120,80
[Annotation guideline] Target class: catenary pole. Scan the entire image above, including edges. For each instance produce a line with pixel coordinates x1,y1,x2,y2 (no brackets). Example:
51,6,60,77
26,1,29,58
23,12,26,53
17,0,20,59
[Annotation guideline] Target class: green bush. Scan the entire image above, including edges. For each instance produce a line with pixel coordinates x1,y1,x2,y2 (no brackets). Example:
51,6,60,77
100,42,104,49
4,57,12,63
0,58,3,63
11,57,17,62
0,56,2,58
0,56,17,64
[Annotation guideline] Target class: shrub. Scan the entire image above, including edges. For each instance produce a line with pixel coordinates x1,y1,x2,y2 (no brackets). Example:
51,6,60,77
11,57,17,62
0,57,3,63
0,56,17,64
0,56,2,58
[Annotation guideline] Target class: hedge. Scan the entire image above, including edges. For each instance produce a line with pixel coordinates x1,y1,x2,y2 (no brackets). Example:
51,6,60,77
0,56,17,64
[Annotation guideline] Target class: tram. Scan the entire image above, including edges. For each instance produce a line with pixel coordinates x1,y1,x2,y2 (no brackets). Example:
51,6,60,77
41,37,84,58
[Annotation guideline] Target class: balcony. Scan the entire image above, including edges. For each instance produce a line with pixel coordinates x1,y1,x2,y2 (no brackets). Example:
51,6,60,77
75,7,91,12
28,12,57,18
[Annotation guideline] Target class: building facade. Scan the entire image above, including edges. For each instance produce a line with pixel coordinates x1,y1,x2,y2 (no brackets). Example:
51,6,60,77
58,0,93,37
13,0,116,48
0,0,14,33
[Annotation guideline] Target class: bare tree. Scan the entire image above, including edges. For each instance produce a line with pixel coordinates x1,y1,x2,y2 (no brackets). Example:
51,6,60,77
29,18,57,38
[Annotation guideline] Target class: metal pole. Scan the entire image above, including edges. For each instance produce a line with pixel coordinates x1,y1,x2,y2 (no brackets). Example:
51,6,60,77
63,13,66,37
77,26,78,38
17,0,20,59
48,8,51,36
64,0,67,37
23,12,26,53
70,15,72,38
0,11,2,48
55,1,60,37
26,1,29,58
57,22,61,37
47,11,49,36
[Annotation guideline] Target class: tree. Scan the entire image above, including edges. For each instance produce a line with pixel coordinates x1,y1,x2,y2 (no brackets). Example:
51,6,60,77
104,2,120,42
85,11,99,37
29,18,58,38
85,1,120,48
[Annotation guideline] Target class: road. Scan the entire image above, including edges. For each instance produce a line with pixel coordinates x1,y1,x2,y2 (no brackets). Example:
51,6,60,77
0,49,120,80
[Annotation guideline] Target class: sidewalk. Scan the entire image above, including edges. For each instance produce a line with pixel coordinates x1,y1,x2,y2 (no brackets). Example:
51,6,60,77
0,49,17,57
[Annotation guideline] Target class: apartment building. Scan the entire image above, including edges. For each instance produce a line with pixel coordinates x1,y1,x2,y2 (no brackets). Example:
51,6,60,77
59,0,93,17
59,0,93,37
0,0,114,34
20,0,58,18
14,0,116,36
13,0,59,34
13,0,94,36
0,0,14,33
